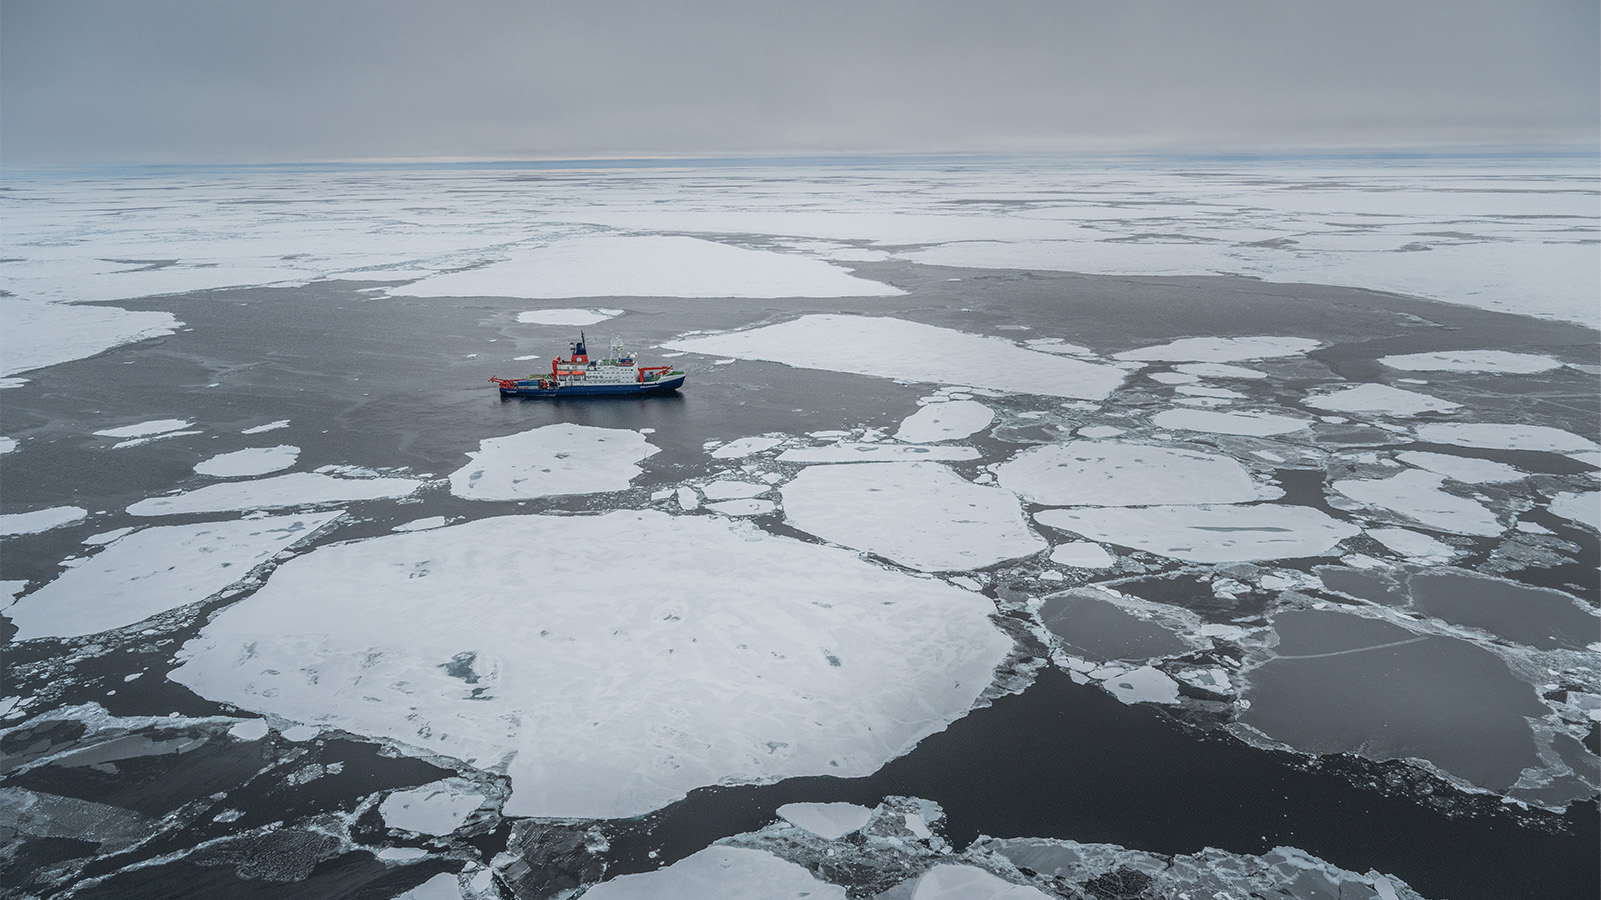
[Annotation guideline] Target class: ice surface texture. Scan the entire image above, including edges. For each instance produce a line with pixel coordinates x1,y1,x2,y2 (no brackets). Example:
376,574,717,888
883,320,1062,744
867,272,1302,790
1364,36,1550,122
896,400,995,443
0,506,87,536
0,297,179,378
1036,504,1359,564
128,472,421,516
996,441,1276,506
667,315,1126,400
776,801,874,839
448,423,658,500
169,511,1013,818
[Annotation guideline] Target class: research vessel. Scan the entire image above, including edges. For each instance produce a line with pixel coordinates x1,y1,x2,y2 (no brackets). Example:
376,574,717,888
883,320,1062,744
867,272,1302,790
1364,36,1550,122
490,334,686,398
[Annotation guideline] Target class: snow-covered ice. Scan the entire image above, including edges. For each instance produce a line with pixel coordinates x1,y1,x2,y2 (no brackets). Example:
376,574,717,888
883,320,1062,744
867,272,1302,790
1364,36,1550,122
93,419,192,439
379,779,486,836
1379,350,1563,374
1367,527,1458,561
1413,423,1601,456
447,423,658,500
128,472,421,516
1098,667,1182,705
1548,491,1599,531
1049,541,1116,569
776,802,874,840
896,400,995,443
515,307,623,326
0,437,16,455
227,718,269,741
241,420,290,435
1175,362,1268,380
1303,383,1461,417
995,441,1276,507
705,499,777,516
0,297,180,378
582,846,847,900
194,445,300,478
1331,470,1502,537
777,443,979,463
168,511,1013,819
781,462,1046,572
1114,336,1320,362
1150,408,1311,437
1035,504,1360,564
701,480,769,500
900,864,1053,899
6,512,339,640
666,315,1127,400
0,506,88,536
1396,450,1525,484
390,235,900,300
710,436,783,459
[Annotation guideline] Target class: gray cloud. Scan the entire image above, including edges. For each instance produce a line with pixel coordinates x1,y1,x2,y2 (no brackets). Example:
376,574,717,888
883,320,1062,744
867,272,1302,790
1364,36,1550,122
3,0,1596,164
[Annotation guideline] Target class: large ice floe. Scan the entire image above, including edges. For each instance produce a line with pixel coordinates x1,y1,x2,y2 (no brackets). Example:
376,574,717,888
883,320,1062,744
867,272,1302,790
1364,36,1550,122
780,462,1046,572
1413,422,1601,456
1113,335,1321,362
0,506,88,536
994,441,1279,506
1330,470,1503,537
582,845,848,900
6,512,339,640
167,511,1013,818
665,315,1126,400
448,423,658,500
127,472,421,516
0,297,180,379
1379,350,1563,374
1303,383,1462,417
389,235,900,299
515,307,623,326
1151,407,1311,436
896,399,995,443
1035,504,1360,564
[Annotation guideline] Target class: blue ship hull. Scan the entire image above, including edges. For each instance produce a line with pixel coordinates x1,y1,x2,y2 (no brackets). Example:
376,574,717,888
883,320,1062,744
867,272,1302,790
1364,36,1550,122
496,373,687,398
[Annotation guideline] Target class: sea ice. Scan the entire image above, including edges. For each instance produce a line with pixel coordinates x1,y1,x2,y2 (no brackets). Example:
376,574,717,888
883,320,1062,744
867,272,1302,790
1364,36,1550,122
1413,423,1601,456
1099,667,1182,705
1331,470,1502,537
0,297,179,378
1303,383,1461,416
194,445,300,478
705,499,777,516
0,506,88,536
710,436,783,459
781,462,1046,572
1378,350,1562,374
228,719,269,741
776,801,874,840
1035,504,1359,564
1114,336,1320,363
776,443,979,463
6,512,340,640
447,423,658,500
900,864,1053,899
1151,408,1310,436
128,472,421,516
1548,491,1598,531
1075,425,1123,438
582,846,847,900
1395,451,1524,484
895,400,995,443
995,441,1274,507
700,480,770,500
0,437,15,455
1175,362,1268,380
1367,527,1457,561
516,307,623,326
380,779,487,836
393,872,460,900
391,235,900,299
1049,541,1115,569
168,511,1013,819
241,419,290,435
666,315,1127,400
93,419,192,439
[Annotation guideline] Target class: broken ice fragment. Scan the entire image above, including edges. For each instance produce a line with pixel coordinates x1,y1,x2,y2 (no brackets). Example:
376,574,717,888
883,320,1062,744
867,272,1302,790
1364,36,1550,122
711,436,783,459
1395,450,1524,484
129,473,419,516
195,445,300,478
896,399,995,443
380,779,487,836
1151,408,1310,436
1035,504,1359,564
583,846,848,899
1304,383,1461,417
1378,350,1562,374
776,801,873,840
1114,336,1320,362
1049,541,1115,569
1331,470,1501,537
1414,423,1601,456
1548,491,1598,531
0,506,87,536
1366,527,1457,561
996,441,1275,507
448,422,658,500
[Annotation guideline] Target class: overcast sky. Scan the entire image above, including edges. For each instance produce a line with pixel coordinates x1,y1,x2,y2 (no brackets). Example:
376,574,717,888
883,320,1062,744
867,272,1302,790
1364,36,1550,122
3,0,1596,165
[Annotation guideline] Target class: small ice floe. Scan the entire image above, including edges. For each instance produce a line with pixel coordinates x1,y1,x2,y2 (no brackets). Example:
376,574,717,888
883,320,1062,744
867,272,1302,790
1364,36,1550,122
996,441,1276,507
1395,450,1524,484
1023,338,1094,356
110,430,202,449
380,779,487,836
1175,362,1268,380
392,872,463,899
1331,470,1501,537
665,314,1127,400
777,801,874,840
675,486,700,510
128,472,421,516
513,354,540,361
701,480,769,500
241,419,290,434
1075,425,1122,438
0,436,15,455
777,443,979,463
1175,384,1246,399
706,499,777,516
1378,349,1562,374
6,511,339,640
895,399,994,443
1366,527,1458,561
93,419,192,440
168,511,1012,819
711,436,783,459
1303,383,1461,417
194,445,300,478
1099,667,1182,705
0,506,88,536
1113,336,1320,362
227,718,269,741
1147,371,1198,385
515,307,623,326
392,516,448,532
1548,491,1599,531
1151,408,1310,436
448,422,658,500
1049,541,1115,569
782,462,1046,572
582,846,847,900
1035,504,1359,564
1413,422,1601,456
377,847,429,862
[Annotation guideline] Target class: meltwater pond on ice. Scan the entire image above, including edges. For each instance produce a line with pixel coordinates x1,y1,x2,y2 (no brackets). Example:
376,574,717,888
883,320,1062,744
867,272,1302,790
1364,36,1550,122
167,511,1012,819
